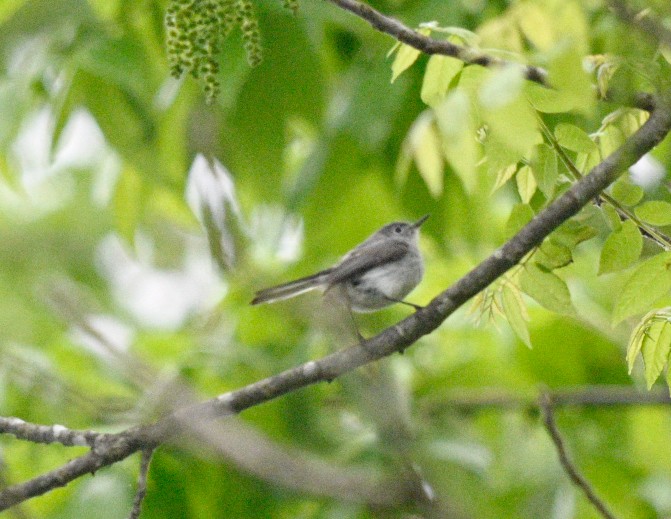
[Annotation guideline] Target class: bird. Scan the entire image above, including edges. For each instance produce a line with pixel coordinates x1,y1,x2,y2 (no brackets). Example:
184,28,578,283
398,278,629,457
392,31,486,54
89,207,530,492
251,215,428,315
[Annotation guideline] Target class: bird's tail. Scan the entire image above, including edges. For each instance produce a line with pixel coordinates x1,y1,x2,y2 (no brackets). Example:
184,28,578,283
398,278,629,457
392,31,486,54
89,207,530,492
251,269,331,305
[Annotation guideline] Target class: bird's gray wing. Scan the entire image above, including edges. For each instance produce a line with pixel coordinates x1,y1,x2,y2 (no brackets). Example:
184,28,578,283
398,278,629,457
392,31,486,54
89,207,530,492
326,240,409,286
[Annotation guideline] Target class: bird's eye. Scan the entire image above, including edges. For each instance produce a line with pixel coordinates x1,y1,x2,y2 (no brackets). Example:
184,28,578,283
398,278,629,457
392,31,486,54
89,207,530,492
394,226,403,233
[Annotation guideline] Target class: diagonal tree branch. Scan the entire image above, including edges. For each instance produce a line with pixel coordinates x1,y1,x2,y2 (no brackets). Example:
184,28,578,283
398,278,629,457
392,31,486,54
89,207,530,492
539,393,617,519
0,417,102,447
1,95,670,512
0,434,143,509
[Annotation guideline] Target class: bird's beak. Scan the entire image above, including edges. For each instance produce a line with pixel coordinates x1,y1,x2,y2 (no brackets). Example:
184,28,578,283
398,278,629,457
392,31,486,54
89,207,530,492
412,214,430,228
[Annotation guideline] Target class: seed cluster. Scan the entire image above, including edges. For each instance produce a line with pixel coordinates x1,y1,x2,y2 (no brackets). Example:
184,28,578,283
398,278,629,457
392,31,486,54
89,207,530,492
166,0,281,103
236,0,262,67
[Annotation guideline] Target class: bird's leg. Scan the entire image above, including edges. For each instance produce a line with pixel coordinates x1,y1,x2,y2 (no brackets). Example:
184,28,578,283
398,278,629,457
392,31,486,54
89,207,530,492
383,296,424,311
346,304,366,344
326,284,367,344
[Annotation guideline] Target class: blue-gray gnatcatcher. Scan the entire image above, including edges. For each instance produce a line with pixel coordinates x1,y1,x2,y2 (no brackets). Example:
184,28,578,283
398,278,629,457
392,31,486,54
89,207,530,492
251,215,428,313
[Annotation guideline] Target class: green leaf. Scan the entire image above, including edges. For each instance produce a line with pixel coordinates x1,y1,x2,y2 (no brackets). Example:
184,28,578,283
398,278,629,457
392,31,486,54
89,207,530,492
409,112,443,197
390,28,431,82
547,42,595,115
602,204,622,231
515,2,554,51
598,219,643,275
641,320,671,389
113,166,145,244
505,203,535,238
391,44,421,82
536,240,573,270
516,165,536,203
420,55,463,107
596,110,649,160
457,65,491,99
424,25,481,46
502,284,532,348
479,65,524,109
554,123,597,153
481,84,541,156
483,137,524,177
531,144,558,198
596,123,626,158
614,109,649,139
635,201,671,226
477,16,523,52
525,82,575,113
520,263,575,315
611,177,644,206
551,218,598,249
435,90,479,192
628,313,649,373
493,164,518,192
574,148,600,177
613,252,671,324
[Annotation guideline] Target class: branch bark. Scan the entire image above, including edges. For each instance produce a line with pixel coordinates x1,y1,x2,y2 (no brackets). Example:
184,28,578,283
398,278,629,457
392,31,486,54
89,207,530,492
2,97,670,511
128,448,154,519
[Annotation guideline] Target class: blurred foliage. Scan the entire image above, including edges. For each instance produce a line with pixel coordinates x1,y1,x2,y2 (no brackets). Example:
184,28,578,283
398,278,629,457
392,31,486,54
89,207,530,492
2,0,671,517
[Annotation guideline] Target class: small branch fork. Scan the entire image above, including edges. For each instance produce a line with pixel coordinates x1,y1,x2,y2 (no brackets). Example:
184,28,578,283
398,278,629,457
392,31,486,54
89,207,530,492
128,448,154,519
1,0,671,515
539,393,617,519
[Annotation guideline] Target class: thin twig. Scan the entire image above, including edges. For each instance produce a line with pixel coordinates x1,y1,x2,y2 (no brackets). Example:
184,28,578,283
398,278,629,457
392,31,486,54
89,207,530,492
537,114,671,250
539,393,617,519
128,448,154,519
422,385,671,414
325,0,657,112
327,0,549,84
